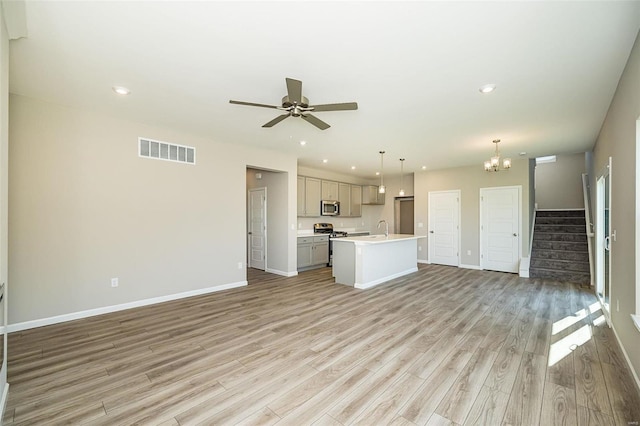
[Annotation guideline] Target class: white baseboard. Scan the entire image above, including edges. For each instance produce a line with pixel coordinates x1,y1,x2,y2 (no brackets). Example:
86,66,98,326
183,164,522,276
265,268,297,277
354,267,418,290
610,321,640,395
459,264,481,270
519,256,530,278
7,281,247,333
536,208,586,211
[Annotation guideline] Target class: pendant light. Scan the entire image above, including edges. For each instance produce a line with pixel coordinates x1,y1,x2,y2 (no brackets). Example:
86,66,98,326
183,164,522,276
378,151,386,194
399,158,405,196
484,139,511,172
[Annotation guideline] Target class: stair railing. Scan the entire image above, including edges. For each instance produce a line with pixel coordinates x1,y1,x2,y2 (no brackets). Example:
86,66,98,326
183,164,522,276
582,173,595,286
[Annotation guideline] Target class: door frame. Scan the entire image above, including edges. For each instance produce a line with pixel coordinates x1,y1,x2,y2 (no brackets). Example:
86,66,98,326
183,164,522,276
479,185,522,272
428,190,461,266
248,187,267,270
595,157,612,325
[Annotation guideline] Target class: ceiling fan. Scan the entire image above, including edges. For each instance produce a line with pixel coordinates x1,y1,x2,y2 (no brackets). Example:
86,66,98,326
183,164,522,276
229,78,358,130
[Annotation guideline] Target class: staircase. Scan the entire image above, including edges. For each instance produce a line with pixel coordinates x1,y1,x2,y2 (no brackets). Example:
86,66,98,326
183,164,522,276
530,210,591,285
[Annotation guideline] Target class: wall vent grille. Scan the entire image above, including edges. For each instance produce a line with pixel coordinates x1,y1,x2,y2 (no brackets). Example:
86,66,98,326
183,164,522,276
139,137,196,165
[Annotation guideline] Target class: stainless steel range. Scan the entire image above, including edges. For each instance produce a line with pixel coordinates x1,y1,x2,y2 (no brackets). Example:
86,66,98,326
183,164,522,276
313,223,369,266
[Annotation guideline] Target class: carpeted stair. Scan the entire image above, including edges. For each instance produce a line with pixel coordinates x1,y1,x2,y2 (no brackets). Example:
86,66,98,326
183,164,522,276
530,210,591,285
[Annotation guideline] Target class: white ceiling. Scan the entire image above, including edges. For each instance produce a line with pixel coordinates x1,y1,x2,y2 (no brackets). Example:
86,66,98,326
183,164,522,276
8,1,640,177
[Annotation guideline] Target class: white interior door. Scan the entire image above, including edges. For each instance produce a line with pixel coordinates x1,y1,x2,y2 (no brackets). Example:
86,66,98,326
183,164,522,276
248,188,266,270
481,186,521,273
428,190,460,266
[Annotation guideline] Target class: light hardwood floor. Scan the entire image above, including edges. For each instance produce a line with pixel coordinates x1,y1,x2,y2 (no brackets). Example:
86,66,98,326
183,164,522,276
4,264,640,425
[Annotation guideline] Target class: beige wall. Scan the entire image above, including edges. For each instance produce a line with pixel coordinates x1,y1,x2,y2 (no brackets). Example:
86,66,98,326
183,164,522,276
535,153,586,210
9,94,299,325
0,1,9,397
592,30,640,383
414,159,531,266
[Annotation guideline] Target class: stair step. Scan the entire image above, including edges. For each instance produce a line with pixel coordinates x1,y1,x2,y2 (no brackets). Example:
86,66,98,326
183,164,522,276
535,217,586,226
529,267,591,284
534,224,586,233
531,258,590,272
533,233,587,243
536,210,586,218
532,241,588,251
530,249,590,262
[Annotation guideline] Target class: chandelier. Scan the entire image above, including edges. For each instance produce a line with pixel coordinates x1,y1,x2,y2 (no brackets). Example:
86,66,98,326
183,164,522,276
484,139,511,172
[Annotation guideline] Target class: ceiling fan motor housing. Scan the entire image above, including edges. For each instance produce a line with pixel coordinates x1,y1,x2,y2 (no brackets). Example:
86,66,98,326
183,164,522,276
282,95,309,109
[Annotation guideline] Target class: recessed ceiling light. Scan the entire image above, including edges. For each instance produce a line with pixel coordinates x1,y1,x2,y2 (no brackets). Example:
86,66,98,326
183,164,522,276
351,166,356,170
112,86,131,95
421,166,427,170
519,152,527,156
375,171,380,176
299,140,307,146
322,159,328,163
479,84,496,94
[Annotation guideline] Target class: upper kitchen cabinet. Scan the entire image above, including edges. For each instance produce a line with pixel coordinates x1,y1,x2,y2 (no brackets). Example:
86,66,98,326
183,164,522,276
298,176,321,217
338,183,351,216
350,185,362,216
362,185,385,205
321,180,339,200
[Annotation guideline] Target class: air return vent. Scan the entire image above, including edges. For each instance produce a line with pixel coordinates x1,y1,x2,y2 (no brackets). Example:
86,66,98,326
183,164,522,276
139,137,196,165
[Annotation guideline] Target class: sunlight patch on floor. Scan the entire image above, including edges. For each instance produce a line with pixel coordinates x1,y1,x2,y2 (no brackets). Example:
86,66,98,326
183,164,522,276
548,323,592,367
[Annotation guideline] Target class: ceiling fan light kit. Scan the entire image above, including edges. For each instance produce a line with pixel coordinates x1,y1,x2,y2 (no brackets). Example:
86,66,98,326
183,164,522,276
229,78,358,130
484,139,511,172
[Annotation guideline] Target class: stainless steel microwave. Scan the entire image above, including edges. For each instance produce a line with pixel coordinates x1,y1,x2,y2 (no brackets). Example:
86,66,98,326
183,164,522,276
321,200,340,216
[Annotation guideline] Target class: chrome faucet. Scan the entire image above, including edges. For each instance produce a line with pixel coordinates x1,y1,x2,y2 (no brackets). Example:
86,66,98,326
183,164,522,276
377,219,389,237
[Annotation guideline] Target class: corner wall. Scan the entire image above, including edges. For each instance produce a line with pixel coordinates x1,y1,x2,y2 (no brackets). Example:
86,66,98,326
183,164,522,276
414,159,530,267
535,153,586,210
592,30,640,384
9,94,299,326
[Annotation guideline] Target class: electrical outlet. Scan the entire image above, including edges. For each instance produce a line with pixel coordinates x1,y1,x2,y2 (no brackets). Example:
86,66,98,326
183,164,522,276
418,222,423,228
111,278,118,288
467,250,471,256
237,262,243,269
418,246,422,251
617,299,619,312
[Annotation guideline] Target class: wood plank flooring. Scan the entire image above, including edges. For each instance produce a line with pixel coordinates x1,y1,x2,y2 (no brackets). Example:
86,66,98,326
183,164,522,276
4,264,640,425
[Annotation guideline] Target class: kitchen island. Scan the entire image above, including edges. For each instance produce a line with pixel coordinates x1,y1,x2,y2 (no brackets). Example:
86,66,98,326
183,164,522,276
332,234,425,289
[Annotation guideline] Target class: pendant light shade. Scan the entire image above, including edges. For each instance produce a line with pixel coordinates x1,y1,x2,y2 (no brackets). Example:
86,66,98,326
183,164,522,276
378,151,386,193
399,158,405,196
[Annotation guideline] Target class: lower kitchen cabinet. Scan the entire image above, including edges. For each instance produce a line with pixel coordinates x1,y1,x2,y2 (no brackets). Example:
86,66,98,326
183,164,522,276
297,235,329,270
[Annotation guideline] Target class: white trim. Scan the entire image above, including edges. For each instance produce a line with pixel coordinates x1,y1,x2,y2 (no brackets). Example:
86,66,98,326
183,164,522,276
636,119,640,320
0,383,8,423
632,314,640,333
535,208,586,211
611,321,640,395
7,281,247,333
266,268,297,277
459,264,481,270
354,267,418,289
519,257,530,277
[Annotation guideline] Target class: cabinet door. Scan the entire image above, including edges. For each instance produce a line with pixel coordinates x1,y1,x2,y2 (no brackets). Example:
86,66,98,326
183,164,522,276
321,180,339,200
297,176,305,216
338,183,351,216
297,243,312,268
305,178,321,217
350,185,362,217
312,242,329,265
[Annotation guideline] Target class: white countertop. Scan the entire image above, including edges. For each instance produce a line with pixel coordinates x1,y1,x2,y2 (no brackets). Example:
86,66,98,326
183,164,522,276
332,234,425,244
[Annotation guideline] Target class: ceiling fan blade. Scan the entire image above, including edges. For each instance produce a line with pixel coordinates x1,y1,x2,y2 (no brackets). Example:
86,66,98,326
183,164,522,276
301,114,330,130
286,78,303,104
229,100,279,109
262,114,290,128
310,102,359,112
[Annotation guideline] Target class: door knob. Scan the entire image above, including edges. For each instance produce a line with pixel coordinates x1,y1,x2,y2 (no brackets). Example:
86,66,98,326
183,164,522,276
429,231,434,234
513,233,517,237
